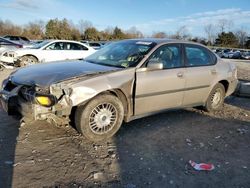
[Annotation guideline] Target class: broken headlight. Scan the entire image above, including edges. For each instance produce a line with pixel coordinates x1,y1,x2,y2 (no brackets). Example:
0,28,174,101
35,93,57,107
20,86,57,107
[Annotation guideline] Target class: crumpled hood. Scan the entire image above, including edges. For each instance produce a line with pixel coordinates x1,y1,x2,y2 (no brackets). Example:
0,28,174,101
10,60,120,87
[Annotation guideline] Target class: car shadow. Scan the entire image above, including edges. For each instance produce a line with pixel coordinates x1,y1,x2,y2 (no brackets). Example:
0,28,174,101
112,108,250,187
225,96,250,111
0,109,20,188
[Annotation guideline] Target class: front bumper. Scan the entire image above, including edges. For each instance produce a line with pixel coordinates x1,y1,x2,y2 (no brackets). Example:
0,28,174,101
0,87,36,119
0,87,72,125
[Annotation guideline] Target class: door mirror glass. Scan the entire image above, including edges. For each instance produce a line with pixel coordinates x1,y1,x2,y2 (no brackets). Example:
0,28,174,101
147,59,163,70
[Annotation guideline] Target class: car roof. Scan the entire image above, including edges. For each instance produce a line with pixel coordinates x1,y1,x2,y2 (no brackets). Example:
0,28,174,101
121,38,206,46
44,39,88,44
0,36,22,46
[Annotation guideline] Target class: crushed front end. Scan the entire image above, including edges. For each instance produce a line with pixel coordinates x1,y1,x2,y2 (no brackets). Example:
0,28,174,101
0,78,72,125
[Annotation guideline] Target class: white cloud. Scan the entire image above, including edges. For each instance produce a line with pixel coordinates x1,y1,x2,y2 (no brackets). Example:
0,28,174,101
136,8,250,35
0,0,40,10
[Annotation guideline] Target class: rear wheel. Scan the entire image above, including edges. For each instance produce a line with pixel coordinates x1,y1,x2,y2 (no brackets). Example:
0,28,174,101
204,83,225,112
19,55,38,67
75,94,124,141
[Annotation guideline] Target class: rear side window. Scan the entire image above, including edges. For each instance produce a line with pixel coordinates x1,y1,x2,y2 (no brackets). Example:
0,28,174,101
9,36,20,41
20,37,29,41
185,45,216,67
65,43,88,50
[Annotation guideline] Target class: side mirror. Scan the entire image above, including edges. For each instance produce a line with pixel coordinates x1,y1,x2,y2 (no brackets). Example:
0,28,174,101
147,59,163,71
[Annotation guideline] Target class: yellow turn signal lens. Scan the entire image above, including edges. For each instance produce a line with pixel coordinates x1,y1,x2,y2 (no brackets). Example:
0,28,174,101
36,96,52,106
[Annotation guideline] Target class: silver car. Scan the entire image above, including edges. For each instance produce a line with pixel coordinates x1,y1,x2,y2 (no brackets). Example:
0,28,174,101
0,39,238,141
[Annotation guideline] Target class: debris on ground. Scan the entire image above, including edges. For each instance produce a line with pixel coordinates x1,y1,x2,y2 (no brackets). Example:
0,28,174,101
189,160,215,171
0,62,14,69
186,138,192,146
237,128,248,135
93,172,104,180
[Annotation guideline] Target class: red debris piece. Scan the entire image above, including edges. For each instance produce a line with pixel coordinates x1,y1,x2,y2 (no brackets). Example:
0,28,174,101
189,160,215,171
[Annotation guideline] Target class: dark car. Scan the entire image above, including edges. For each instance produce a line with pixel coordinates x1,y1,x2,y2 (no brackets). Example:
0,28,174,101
3,35,30,45
0,37,23,54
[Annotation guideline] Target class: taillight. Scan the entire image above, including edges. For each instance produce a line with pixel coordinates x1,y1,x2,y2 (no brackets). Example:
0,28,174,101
17,45,23,48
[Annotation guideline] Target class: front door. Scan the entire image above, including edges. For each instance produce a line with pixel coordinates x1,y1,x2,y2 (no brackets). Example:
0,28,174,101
135,44,186,115
42,42,66,62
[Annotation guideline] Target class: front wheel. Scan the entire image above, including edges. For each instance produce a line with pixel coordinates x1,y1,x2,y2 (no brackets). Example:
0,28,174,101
75,94,124,141
204,83,225,112
19,55,38,67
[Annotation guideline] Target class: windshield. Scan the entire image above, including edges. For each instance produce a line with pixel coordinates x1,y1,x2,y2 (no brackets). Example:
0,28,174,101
31,40,51,49
85,41,156,68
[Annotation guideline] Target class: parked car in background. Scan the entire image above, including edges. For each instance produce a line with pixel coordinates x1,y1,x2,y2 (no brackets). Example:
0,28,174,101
242,51,250,60
0,37,23,55
214,48,223,58
0,40,96,67
88,42,104,50
81,41,110,50
0,39,238,141
221,49,232,58
3,35,30,45
23,40,44,48
228,51,241,59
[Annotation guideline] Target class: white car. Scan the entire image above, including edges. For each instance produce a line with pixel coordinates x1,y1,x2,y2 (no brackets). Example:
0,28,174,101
0,40,96,67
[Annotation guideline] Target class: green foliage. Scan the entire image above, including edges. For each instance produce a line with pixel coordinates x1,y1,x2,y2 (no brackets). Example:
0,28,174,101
245,40,250,49
215,32,238,48
45,18,81,40
84,27,100,41
112,27,126,39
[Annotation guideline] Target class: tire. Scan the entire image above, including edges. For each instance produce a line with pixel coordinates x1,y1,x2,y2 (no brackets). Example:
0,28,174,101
75,94,124,141
204,83,225,112
19,55,38,67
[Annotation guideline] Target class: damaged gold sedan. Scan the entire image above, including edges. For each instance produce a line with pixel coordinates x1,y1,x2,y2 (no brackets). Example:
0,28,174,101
0,39,238,141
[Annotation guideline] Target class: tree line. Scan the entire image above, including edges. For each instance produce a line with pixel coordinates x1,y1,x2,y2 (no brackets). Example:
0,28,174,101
0,18,143,41
0,18,249,49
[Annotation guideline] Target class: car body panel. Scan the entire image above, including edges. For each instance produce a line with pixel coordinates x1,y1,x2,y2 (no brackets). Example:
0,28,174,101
135,67,186,115
10,60,120,87
182,66,216,105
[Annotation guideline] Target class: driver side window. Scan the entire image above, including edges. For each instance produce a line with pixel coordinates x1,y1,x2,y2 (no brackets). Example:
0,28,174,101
148,44,182,69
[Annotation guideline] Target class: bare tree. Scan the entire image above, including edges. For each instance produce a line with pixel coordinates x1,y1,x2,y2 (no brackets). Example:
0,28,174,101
218,19,227,33
172,26,190,40
227,20,234,31
152,31,167,38
235,27,248,48
204,24,216,45
78,20,93,34
217,19,234,33
22,20,45,39
126,26,144,38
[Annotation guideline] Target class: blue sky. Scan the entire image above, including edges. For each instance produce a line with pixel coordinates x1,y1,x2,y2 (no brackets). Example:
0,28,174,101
0,0,250,37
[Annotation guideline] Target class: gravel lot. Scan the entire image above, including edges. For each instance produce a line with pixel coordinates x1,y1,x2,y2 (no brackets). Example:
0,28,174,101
0,60,249,188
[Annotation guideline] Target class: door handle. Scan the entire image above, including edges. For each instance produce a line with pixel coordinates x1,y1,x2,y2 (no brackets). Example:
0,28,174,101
177,72,183,78
211,69,217,75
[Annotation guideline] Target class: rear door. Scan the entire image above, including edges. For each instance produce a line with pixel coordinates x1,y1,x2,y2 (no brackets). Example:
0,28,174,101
64,42,91,60
135,44,186,115
182,44,217,106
